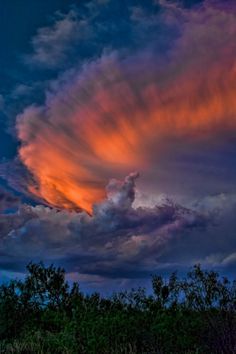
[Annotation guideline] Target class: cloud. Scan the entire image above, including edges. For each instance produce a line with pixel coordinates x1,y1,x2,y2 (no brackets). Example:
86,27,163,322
0,174,208,279
0,158,37,199
15,0,236,213
25,9,92,69
23,0,179,72
11,84,33,99
1,0,236,287
0,188,20,212
155,192,236,273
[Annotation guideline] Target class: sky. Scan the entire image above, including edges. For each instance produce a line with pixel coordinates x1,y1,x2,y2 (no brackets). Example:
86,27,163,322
0,0,236,292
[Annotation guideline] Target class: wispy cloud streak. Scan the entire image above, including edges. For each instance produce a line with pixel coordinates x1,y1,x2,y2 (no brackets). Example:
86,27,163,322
17,1,236,212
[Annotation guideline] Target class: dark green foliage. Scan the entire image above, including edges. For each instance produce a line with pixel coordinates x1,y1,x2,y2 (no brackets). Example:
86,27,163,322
0,263,235,353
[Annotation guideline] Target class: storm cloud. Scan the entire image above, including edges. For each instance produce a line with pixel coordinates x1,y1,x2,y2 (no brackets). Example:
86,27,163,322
0,174,208,279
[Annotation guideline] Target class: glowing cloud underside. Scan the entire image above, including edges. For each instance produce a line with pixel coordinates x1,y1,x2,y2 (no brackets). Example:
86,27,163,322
17,3,236,213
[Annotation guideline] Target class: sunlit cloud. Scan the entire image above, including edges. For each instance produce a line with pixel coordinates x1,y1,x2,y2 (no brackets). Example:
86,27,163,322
16,1,236,213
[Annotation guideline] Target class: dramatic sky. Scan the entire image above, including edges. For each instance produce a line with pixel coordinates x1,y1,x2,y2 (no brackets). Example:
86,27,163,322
1,0,236,291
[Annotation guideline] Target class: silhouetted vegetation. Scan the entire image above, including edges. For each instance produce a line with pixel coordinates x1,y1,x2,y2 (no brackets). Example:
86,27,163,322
0,263,236,353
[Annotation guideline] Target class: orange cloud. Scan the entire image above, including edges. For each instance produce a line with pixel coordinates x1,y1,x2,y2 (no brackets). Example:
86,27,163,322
17,2,236,213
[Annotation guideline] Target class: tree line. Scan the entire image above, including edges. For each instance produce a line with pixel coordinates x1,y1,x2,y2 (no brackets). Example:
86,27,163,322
0,262,236,353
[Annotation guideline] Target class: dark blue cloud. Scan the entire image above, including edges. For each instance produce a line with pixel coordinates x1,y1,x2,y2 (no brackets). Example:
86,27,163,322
0,174,208,282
